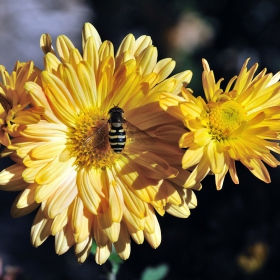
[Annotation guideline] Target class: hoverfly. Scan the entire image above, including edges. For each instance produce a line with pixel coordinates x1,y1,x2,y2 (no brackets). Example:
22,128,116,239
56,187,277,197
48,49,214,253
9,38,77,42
84,105,154,153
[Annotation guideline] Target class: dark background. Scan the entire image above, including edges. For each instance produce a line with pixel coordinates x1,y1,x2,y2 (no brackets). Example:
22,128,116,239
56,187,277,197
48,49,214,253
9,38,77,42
1,0,280,279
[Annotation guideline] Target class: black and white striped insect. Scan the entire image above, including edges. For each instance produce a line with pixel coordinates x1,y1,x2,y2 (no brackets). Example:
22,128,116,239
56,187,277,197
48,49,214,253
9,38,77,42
84,105,153,153
107,106,127,153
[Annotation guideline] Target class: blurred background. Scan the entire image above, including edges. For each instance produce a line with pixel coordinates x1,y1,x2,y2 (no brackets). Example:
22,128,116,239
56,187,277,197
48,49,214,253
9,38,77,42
1,0,280,279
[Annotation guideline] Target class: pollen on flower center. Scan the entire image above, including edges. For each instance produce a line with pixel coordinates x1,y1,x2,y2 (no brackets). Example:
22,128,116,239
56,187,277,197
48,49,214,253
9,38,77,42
208,100,246,139
67,107,119,169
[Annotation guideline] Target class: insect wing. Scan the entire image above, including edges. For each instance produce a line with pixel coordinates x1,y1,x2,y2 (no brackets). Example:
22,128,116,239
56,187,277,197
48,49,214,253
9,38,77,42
84,121,108,148
125,121,155,145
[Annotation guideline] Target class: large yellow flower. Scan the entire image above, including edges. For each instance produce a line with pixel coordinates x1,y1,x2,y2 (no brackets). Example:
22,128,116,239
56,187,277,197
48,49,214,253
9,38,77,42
0,61,44,147
0,23,198,264
160,58,280,190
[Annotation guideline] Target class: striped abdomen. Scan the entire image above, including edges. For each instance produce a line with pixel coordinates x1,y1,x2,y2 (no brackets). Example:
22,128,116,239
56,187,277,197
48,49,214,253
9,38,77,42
108,125,126,153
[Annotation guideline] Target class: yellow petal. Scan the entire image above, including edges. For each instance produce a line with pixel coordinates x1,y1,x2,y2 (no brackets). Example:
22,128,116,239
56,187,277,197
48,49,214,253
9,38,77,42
92,216,109,247
184,156,210,188
74,208,93,243
215,164,228,190
115,34,135,70
165,202,190,218
98,209,120,243
83,36,99,75
96,58,114,107
31,210,52,247
127,152,178,179
180,102,203,118
31,141,66,159
144,212,161,249
95,243,112,265
55,223,74,255
44,171,77,218
98,40,114,62
248,158,271,183
179,132,194,148
51,207,68,235
130,230,144,245
76,61,98,107
20,122,67,142
153,125,186,143
35,173,69,203
23,165,45,183
115,158,166,203
153,58,176,84
44,52,61,72
69,48,83,66
123,206,145,231
40,33,55,55
75,237,93,263
11,183,39,218
194,128,212,146
82,23,102,50
13,111,41,125
161,181,182,205
42,71,77,126
14,183,36,208
71,196,84,234
185,189,197,209
182,144,204,169
77,168,102,215
114,222,131,260
25,81,62,124
109,183,124,222
136,46,158,76
207,141,226,174
35,156,75,185
56,35,75,62
58,63,89,110
134,35,152,56
144,206,156,234
109,72,141,109
0,164,27,191
115,174,148,219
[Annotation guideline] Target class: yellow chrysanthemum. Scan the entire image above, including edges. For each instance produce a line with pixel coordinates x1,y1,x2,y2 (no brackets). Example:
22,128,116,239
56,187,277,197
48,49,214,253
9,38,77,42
0,23,199,264
160,58,280,190
0,61,44,147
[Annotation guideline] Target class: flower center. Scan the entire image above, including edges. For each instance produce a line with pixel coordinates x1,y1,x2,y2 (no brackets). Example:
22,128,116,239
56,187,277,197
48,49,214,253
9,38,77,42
208,100,246,140
67,107,121,169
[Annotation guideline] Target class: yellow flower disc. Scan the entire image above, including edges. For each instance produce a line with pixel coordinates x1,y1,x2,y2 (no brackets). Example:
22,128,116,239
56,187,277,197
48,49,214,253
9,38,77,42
208,100,246,139
68,107,120,169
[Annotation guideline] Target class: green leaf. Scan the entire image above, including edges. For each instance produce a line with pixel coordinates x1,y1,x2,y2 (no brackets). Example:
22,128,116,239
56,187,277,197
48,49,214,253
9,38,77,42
140,264,169,280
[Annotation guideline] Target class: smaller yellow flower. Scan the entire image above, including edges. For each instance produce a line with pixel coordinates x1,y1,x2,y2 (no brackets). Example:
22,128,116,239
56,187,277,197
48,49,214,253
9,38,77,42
160,58,280,189
0,61,44,147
